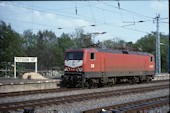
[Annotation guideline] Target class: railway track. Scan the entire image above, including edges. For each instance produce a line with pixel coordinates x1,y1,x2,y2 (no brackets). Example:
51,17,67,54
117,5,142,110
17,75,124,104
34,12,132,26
81,95,169,113
0,87,72,98
0,79,168,98
0,84,169,112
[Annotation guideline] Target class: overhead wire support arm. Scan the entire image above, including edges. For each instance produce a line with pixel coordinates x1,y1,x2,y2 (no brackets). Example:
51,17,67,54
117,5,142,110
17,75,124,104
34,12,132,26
122,20,145,28
122,23,135,28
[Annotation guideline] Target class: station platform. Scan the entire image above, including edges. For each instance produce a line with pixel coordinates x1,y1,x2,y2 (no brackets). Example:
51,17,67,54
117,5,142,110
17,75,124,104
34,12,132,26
153,73,169,80
0,78,60,93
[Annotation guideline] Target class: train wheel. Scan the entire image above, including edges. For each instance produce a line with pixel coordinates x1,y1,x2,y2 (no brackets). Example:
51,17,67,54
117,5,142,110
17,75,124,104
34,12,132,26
134,76,140,83
88,79,95,88
80,83,85,88
98,82,104,88
108,78,116,86
146,76,152,82
98,78,104,87
129,77,133,84
129,77,136,84
138,77,142,84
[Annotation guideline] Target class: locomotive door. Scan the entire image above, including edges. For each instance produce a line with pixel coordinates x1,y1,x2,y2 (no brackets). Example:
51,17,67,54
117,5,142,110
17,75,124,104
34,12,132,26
145,60,149,71
100,57,105,76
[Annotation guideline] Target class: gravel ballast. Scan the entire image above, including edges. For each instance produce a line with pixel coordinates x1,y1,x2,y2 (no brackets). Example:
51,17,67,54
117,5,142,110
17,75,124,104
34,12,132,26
34,89,169,113
0,81,169,104
3,81,169,113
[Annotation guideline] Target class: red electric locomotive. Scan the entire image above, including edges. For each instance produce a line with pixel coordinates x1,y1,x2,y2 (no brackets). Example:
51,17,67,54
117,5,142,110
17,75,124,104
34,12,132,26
61,48,155,87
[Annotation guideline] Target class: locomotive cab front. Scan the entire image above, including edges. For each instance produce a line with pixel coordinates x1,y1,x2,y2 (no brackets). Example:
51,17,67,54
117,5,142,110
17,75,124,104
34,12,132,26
61,50,85,87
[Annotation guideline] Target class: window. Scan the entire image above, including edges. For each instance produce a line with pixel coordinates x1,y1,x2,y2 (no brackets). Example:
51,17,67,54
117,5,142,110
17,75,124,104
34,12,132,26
65,52,83,60
150,56,153,62
90,53,95,60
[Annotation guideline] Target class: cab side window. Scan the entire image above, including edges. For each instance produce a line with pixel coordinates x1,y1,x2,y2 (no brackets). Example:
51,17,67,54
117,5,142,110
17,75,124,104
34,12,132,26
90,53,95,60
150,56,153,62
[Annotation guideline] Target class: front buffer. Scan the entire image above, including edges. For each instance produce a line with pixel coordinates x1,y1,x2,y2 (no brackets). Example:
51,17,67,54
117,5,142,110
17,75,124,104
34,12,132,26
61,72,85,87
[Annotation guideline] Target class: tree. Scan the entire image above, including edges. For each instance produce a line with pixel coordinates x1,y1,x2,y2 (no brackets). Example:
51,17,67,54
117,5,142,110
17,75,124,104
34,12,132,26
124,41,140,51
0,20,26,70
55,33,75,69
135,32,168,72
35,30,57,70
102,38,127,49
102,39,115,49
71,28,93,48
136,33,156,54
22,30,74,70
22,29,37,57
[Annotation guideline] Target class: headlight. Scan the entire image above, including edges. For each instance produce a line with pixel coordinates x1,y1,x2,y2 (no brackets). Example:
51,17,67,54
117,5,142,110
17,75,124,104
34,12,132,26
64,67,70,71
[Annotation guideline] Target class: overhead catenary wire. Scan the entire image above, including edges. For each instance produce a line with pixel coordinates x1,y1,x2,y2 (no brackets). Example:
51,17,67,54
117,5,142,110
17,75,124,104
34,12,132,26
117,0,124,23
0,2,96,25
0,1,164,35
87,1,96,33
99,1,153,19
0,2,152,34
0,1,165,23
77,1,150,21
1,15,149,35
0,2,150,27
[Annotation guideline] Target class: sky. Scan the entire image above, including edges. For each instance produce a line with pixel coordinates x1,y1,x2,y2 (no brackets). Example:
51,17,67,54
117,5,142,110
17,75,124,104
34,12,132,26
0,1,169,43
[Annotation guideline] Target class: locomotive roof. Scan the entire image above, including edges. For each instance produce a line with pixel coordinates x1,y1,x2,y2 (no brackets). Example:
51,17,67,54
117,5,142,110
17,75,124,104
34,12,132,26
97,48,152,56
66,48,153,56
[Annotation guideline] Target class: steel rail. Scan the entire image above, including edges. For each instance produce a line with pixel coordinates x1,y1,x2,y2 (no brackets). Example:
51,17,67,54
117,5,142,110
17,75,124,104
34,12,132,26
0,84,169,112
81,95,169,113
0,79,168,98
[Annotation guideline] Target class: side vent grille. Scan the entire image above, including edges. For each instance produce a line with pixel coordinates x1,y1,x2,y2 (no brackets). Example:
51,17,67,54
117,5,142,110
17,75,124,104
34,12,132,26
122,50,129,54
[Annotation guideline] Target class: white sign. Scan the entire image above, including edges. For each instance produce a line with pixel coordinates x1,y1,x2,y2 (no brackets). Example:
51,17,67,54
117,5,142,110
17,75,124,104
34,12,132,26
15,57,37,63
14,57,37,78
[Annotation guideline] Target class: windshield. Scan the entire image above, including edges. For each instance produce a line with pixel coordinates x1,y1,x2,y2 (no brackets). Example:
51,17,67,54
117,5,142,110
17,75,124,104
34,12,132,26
65,52,83,60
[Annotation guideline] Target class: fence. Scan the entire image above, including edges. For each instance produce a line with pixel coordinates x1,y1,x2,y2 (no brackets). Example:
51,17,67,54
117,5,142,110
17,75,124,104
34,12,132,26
0,69,63,78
